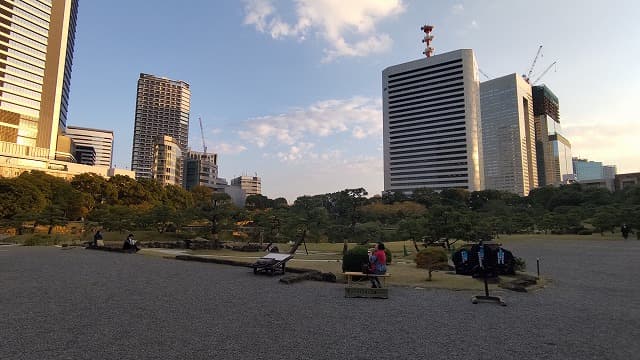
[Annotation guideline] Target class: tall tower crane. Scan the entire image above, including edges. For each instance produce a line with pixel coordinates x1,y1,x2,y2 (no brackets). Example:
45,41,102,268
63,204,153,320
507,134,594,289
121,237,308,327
532,61,557,85
198,116,207,154
523,45,543,83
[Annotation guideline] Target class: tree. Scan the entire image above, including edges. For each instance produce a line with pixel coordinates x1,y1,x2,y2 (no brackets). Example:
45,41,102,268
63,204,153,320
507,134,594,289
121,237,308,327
198,192,234,249
398,216,428,251
333,188,368,254
245,194,273,210
37,204,67,234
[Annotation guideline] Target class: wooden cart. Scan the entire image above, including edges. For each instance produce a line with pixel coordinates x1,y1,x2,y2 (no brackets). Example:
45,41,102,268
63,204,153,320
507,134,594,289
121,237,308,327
250,253,293,275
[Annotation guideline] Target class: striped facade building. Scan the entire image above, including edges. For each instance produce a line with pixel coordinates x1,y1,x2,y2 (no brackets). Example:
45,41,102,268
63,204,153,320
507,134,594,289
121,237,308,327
382,49,484,194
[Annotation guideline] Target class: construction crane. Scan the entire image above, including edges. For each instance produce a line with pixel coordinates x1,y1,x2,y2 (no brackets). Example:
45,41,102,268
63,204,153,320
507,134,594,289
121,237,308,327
523,45,543,83
478,68,491,80
532,61,557,85
198,116,207,154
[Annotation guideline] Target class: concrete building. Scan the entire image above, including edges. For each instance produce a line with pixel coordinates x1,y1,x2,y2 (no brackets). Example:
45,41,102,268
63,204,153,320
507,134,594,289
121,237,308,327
480,73,538,196
615,172,640,190
74,144,95,165
382,49,484,193
131,73,190,180
65,126,113,167
533,85,574,186
230,175,261,196
151,135,182,186
0,0,84,171
183,150,218,190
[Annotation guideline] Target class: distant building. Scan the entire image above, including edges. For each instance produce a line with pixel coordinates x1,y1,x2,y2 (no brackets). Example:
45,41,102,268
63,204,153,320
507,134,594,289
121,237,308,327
230,175,261,196
65,126,114,167
382,49,484,193
152,135,182,186
573,158,604,181
533,85,574,186
573,158,617,191
615,172,640,190
480,73,537,196
131,73,190,180
74,145,96,166
183,150,218,190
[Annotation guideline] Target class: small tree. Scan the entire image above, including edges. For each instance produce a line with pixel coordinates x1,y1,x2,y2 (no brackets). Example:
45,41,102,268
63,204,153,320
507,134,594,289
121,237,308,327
415,247,449,281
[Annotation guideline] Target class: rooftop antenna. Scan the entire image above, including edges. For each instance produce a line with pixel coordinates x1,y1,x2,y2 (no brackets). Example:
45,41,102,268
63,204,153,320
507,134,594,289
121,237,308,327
421,24,435,58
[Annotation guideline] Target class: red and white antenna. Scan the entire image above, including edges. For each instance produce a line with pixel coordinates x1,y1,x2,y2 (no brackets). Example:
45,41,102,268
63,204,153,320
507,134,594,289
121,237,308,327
421,24,435,57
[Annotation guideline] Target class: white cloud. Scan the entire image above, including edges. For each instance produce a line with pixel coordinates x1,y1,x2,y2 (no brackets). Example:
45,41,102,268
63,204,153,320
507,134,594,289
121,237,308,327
470,20,478,29
451,4,464,14
211,142,248,155
242,0,405,61
238,96,382,152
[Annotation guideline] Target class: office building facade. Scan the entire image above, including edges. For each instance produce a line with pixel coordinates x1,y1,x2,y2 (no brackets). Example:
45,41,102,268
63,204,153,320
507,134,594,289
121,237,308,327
0,0,78,162
131,73,190,180
480,73,537,196
230,175,261,196
65,125,113,167
382,49,484,193
533,85,574,186
183,150,218,190
151,135,182,186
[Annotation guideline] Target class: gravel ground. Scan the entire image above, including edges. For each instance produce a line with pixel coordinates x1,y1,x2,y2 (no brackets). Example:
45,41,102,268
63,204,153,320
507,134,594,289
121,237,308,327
1,239,639,360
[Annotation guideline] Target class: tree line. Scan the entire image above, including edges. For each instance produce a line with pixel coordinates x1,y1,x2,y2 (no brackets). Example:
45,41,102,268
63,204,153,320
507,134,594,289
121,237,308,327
1,171,639,247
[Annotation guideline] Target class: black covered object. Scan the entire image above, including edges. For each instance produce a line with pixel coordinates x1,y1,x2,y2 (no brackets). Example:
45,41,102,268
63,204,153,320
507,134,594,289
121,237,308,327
452,242,515,277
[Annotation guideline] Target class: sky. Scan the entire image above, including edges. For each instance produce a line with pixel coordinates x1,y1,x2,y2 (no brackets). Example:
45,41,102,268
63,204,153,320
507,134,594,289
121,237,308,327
67,0,640,201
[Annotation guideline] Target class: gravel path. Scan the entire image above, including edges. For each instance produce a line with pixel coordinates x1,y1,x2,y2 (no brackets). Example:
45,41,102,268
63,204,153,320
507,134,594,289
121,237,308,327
1,239,639,359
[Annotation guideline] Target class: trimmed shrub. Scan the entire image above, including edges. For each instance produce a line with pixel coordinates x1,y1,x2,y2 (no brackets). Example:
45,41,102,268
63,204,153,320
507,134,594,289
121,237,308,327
415,247,448,269
342,245,392,272
577,229,593,235
22,234,62,246
514,257,526,271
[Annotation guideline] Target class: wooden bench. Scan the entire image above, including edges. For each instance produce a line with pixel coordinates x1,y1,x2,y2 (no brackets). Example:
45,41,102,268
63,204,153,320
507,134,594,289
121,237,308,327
344,272,391,299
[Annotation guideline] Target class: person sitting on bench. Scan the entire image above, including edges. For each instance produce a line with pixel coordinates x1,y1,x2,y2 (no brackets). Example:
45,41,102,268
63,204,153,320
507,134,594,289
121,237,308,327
368,242,387,288
122,233,139,253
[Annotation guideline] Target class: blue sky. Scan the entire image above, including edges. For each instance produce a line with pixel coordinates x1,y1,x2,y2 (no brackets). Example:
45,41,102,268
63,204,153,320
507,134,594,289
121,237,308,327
67,0,640,201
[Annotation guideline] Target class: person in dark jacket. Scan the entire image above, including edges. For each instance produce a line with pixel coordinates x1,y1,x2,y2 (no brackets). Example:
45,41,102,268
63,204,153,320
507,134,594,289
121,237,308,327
122,233,139,252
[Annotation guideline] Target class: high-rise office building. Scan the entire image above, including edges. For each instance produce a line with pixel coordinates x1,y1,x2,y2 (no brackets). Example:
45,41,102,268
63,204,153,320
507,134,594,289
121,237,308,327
65,125,113,167
0,0,78,160
533,85,574,186
382,49,484,193
183,150,218,190
151,135,182,186
480,73,537,196
131,73,190,180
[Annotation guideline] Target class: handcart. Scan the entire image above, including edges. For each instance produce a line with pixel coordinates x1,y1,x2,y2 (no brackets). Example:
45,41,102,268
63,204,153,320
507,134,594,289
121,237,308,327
250,253,293,275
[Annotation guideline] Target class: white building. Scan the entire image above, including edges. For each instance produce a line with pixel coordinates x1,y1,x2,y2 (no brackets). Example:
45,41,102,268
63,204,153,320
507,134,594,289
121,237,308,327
152,135,182,186
230,175,261,196
480,73,538,196
382,49,484,193
65,126,114,167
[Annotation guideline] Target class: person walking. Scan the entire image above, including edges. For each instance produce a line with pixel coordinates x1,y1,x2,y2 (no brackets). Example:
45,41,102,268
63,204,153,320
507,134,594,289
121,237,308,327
621,224,630,240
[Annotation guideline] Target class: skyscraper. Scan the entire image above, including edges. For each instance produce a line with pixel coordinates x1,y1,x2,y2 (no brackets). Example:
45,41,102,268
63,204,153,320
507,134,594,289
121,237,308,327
65,125,114,167
533,85,574,186
382,49,484,193
131,73,190,180
0,0,78,159
480,73,538,196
